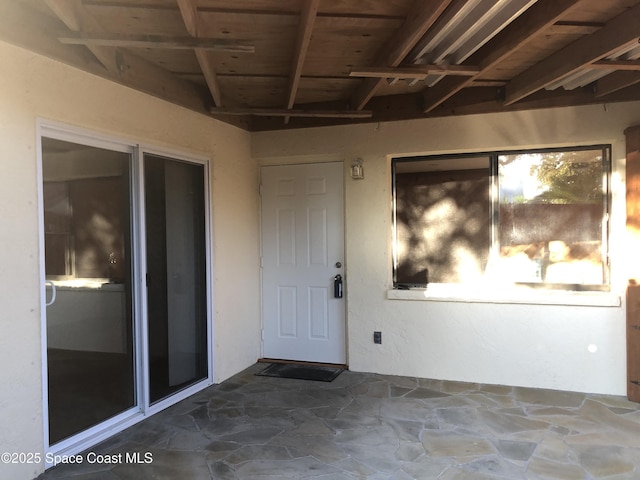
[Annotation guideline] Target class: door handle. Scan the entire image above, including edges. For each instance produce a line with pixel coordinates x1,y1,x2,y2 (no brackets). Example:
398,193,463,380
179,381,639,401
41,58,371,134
45,281,57,307
334,274,343,299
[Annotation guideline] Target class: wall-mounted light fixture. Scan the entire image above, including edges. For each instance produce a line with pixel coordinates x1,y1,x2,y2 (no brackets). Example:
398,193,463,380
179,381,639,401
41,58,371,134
351,157,364,179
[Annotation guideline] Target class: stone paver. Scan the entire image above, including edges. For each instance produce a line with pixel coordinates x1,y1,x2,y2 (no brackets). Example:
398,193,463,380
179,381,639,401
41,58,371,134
38,363,640,479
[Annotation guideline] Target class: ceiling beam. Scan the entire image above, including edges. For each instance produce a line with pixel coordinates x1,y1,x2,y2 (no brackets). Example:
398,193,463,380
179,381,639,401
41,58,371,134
549,21,602,35
591,60,640,71
43,0,207,107
350,65,480,80
504,3,640,105
195,50,223,107
422,0,581,113
44,0,118,71
285,0,319,124
176,0,198,37
429,84,640,118
58,32,255,52
249,84,640,131
1,1,209,115
177,0,224,107
43,0,81,31
595,71,640,97
350,0,454,110
0,1,99,69
211,108,373,119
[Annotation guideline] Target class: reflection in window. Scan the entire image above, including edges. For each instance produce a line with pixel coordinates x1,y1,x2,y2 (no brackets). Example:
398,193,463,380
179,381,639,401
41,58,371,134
43,138,129,283
394,156,491,285
42,136,135,445
498,150,606,287
392,146,610,291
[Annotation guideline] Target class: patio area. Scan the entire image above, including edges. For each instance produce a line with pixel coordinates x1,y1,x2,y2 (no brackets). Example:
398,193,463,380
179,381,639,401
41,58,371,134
39,363,640,479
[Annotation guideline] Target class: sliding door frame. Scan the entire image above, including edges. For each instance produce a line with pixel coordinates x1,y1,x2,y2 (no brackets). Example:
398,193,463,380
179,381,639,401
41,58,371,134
136,143,214,416
37,120,214,467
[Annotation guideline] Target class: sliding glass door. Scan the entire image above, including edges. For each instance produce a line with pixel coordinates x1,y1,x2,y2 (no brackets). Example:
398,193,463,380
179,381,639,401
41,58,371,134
41,127,211,453
144,154,208,403
42,137,135,445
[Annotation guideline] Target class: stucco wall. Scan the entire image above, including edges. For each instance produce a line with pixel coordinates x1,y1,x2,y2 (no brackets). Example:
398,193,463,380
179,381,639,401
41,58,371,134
0,41,260,479
252,101,640,397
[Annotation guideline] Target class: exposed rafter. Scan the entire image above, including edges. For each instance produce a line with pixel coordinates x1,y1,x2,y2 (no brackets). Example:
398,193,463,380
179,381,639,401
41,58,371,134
34,0,208,115
549,21,602,35
44,0,116,71
591,60,640,71
350,65,480,80
350,0,455,111
596,71,640,97
504,2,640,105
422,0,582,113
4,0,640,132
176,0,198,37
285,0,319,124
0,2,90,65
211,108,372,119
58,32,255,52
43,0,81,31
177,0,224,107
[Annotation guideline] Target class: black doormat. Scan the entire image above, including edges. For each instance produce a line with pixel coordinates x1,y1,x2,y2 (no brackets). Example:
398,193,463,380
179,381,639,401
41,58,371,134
256,363,344,382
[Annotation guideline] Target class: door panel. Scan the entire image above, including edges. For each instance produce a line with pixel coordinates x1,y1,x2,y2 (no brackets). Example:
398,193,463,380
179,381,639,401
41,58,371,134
144,154,208,404
261,163,345,364
309,287,329,339
278,286,297,337
277,208,296,265
42,137,135,445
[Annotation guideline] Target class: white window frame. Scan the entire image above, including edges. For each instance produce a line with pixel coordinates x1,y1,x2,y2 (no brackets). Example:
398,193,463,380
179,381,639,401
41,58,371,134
389,145,620,307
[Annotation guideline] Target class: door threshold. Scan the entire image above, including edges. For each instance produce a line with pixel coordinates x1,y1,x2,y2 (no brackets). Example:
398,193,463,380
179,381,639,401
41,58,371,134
258,358,348,370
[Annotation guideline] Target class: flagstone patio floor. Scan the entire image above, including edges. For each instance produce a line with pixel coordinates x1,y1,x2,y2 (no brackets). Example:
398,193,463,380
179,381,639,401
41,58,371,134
38,363,640,479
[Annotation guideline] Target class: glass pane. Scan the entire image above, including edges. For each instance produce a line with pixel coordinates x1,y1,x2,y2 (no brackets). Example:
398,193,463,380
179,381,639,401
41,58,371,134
498,149,606,287
394,156,491,285
144,154,207,403
43,137,135,445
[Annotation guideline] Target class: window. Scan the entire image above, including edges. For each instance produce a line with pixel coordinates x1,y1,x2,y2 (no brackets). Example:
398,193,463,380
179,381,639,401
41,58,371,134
392,146,610,291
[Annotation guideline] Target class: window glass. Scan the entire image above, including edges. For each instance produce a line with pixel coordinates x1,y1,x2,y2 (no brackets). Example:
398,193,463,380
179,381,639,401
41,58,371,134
42,138,130,282
394,156,491,285
42,136,135,445
392,146,609,291
497,149,606,287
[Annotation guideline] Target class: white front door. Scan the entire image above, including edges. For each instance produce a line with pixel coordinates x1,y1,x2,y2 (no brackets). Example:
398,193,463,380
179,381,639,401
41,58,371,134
261,162,346,364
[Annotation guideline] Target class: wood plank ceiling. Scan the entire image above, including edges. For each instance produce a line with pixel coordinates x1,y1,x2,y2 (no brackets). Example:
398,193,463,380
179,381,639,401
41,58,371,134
2,0,640,131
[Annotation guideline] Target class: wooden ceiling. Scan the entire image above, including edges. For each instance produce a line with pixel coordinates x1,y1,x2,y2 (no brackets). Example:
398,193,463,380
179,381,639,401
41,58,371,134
2,0,640,131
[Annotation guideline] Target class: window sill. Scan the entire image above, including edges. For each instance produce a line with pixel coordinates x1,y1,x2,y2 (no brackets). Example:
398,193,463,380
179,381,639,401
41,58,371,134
387,284,621,307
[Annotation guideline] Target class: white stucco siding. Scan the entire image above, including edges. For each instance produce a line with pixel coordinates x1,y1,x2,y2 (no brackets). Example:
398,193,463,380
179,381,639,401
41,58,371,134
0,40,260,480
252,102,640,396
